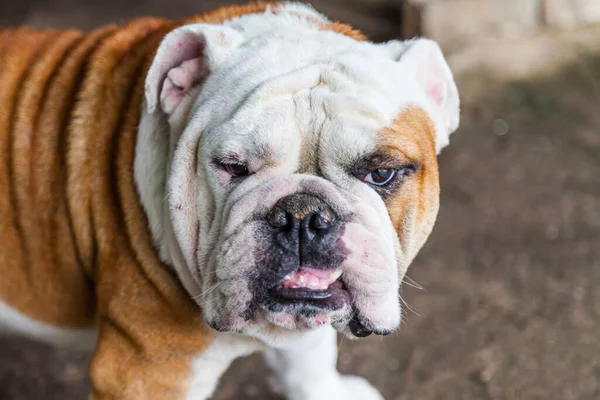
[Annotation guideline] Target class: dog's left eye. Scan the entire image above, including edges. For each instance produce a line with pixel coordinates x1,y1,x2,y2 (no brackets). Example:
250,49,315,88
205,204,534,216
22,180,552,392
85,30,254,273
222,163,250,177
364,166,414,186
364,169,396,186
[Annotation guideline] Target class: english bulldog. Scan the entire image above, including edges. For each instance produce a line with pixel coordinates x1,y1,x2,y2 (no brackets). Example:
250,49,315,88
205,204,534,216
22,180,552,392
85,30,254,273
0,2,459,399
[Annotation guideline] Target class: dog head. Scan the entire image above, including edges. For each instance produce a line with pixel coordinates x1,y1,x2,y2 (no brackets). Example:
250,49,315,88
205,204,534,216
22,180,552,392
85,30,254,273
135,3,459,339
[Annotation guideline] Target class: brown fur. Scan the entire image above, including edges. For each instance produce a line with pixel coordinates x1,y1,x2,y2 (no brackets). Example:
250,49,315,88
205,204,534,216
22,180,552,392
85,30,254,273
0,4,369,398
377,106,440,260
325,21,367,41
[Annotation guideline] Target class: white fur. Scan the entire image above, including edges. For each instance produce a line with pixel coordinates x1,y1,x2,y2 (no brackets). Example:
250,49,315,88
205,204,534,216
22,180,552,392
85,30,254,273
0,300,96,351
185,333,263,400
263,326,383,400
386,38,460,152
184,327,383,400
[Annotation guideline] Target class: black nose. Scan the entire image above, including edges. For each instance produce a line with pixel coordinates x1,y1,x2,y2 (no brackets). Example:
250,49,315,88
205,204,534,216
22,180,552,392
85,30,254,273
262,194,345,276
267,194,336,235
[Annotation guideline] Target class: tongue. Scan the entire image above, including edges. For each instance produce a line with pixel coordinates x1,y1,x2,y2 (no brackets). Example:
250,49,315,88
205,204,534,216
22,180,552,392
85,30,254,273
281,267,343,290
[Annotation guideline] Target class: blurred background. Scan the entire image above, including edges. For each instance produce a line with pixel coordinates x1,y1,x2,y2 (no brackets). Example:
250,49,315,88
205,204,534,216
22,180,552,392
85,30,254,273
1,0,599,399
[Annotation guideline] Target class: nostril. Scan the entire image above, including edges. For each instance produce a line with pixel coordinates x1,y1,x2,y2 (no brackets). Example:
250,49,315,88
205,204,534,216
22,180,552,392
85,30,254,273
309,212,333,231
267,208,289,229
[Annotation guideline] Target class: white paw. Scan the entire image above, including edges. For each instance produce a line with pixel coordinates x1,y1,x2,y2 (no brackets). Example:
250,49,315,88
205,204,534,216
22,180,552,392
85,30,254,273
339,375,384,400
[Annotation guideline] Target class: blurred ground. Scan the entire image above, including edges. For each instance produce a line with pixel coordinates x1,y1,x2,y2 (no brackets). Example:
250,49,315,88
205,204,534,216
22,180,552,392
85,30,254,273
1,1,600,399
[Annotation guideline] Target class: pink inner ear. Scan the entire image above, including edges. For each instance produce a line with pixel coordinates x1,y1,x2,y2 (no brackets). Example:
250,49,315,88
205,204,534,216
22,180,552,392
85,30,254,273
427,79,446,106
414,52,447,108
160,57,207,114
145,30,208,113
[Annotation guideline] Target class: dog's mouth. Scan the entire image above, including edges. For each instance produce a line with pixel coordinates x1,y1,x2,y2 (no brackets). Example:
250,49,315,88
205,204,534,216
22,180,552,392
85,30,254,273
267,267,351,311
277,267,342,294
260,267,381,337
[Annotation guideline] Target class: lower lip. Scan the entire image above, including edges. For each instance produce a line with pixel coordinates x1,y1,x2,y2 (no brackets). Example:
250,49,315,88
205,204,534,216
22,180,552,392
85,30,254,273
272,287,332,300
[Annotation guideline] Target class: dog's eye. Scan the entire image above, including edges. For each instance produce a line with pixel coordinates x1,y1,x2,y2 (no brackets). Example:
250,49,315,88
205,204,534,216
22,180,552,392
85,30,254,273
364,166,414,186
364,168,396,186
222,163,250,177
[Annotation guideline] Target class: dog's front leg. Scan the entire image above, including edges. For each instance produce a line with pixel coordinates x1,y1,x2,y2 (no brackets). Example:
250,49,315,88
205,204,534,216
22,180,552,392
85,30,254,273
184,333,262,399
264,327,384,400
90,328,260,400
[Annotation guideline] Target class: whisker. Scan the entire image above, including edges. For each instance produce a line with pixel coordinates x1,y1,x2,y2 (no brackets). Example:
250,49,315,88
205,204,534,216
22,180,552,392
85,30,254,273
338,331,347,349
399,295,420,317
403,276,424,291
192,282,222,301
400,314,410,327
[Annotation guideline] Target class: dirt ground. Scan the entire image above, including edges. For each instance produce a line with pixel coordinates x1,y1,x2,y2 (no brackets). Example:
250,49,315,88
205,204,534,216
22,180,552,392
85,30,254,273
1,1,600,399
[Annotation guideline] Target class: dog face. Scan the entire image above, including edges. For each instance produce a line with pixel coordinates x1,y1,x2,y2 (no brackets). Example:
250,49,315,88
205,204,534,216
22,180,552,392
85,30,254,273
136,4,459,339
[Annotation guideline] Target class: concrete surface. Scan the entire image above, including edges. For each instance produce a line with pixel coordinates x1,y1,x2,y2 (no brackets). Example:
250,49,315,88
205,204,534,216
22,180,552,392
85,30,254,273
413,0,600,50
1,1,600,399
420,0,540,49
545,0,600,28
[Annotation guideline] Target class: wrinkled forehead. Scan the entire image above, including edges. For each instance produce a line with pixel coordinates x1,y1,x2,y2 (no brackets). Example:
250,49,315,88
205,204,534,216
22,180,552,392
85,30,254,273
195,31,430,166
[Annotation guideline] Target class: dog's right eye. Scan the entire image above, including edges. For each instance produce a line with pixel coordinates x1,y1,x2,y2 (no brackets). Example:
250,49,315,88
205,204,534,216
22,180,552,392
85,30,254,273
222,163,250,177
215,160,251,178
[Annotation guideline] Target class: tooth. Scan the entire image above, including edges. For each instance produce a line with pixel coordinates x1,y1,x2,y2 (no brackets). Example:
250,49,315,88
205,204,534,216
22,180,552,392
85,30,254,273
328,269,343,281
307,276,321,289
305,277,314,289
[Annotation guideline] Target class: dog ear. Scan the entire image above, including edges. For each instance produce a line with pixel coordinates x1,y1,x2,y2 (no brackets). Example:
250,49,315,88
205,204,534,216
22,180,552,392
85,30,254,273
145,24,244,114
383,39,460,153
